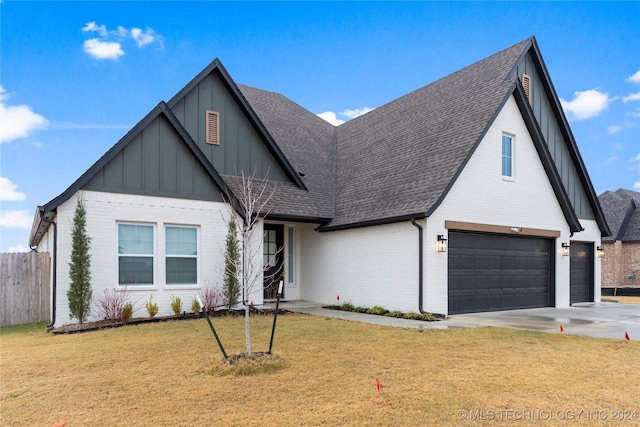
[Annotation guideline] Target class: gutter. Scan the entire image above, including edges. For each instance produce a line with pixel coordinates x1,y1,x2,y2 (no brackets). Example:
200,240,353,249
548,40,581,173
410,218,427,315
410,218,447,319
41,213,57,331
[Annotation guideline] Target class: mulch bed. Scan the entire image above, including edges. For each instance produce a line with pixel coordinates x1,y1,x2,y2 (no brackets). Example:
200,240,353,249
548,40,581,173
51,308,290,335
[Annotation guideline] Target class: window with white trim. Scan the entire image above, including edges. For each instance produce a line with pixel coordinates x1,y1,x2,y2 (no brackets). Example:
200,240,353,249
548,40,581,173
287,226,295,285
118,223,154,286
502,134,514,178
165,226,198,285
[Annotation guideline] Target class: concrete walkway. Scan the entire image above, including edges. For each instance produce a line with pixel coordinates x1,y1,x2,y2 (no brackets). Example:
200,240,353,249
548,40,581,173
280,301,639,340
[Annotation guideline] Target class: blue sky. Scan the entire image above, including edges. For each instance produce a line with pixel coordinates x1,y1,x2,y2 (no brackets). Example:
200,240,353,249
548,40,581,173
1,1,639,252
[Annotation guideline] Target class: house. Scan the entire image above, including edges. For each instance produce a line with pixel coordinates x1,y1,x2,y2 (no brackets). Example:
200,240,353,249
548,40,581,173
30,36,610,328
598,189,640,290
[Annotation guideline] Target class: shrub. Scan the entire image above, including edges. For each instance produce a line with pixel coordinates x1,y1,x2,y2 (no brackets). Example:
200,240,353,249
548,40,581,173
354,306,368,313
403,311,421,320
386,310,404,318
223,218,241,310
199,285,223,313
121,302,134,322
340,302,355,311
367,305,388,315
67,198,93,324
94,289,128,322
191,298,201,315
145,295,159,318
170,296,183,316
420,312,435,321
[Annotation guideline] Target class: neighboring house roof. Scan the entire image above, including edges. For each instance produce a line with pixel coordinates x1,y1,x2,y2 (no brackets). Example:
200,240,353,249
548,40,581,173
599,189,640,242
30,36,608,246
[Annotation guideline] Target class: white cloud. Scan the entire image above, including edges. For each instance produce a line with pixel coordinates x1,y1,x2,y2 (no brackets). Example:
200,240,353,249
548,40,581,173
0,177,26,201
634,182,640,190
0,209,32,229
623,91,640,103
0,86,49,144
81,22,163,60
318,107,374,125
607,125,622,134
560,89,612,120
627,70,640,84
131,27,156,47
82,21,107,37
341,107,374,119
7,244,30,253
604,156,617,165
83,38,124,60
318,111,345,126
629,107,640,118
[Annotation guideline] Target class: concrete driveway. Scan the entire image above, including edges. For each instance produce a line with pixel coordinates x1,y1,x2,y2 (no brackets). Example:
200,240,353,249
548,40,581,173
282,301,639,340
448,303,640,340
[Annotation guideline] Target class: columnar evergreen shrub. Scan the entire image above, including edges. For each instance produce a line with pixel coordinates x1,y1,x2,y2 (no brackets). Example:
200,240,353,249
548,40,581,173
67,198,93,324
223,218,241,310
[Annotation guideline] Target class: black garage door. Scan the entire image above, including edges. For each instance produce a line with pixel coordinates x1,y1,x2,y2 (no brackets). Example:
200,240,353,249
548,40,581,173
448,232,555,314
570,242,593,304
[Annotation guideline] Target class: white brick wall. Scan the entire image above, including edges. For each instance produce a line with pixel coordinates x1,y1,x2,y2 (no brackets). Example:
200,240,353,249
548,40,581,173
295,96,586,315
41,190,259,327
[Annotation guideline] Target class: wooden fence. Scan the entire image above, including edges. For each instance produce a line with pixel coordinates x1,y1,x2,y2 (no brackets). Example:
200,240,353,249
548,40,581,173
1,252,50,326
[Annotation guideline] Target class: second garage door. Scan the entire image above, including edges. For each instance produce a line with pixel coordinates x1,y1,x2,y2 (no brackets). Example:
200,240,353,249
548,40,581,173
448,231,555,314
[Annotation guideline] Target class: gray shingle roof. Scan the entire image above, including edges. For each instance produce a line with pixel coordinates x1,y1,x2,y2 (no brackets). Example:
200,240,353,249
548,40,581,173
325,38,531,228
234,39,533,230
599,189,640,242
236,85,336,221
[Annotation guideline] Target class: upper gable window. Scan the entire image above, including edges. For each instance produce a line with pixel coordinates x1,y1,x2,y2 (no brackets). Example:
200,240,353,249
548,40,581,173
502,134,514,179
206,110,220,145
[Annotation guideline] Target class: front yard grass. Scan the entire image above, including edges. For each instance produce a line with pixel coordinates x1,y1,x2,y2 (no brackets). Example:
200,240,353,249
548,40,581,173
1,314,638,426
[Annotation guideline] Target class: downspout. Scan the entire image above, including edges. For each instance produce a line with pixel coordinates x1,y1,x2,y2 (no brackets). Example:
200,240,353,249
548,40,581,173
42,213,57,331
410,218,427,314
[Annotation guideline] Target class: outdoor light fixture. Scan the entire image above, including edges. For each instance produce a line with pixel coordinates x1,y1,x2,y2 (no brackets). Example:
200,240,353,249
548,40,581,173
596,246,604,258
437,234,447,252
561,243,570,257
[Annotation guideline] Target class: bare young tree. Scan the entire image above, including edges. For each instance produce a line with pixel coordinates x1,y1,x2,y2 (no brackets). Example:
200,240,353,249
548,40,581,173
224,169,281,354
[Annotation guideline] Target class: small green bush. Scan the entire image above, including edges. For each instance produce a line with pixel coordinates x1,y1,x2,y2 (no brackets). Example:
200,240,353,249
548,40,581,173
367,305,388,315
402,311,421,320
386,310,404,318
191,298,201,315
121,302,134,322
145,295,159,318
170,296,182,316
354,306,368,313
420,312,435,321
341,302,355,311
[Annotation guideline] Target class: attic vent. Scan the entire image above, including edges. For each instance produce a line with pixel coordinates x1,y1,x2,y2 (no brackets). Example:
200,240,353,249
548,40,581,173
521,73,531,101
206,110,220,145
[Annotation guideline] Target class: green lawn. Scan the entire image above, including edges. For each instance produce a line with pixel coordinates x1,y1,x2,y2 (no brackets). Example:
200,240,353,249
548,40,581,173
1,314,638,426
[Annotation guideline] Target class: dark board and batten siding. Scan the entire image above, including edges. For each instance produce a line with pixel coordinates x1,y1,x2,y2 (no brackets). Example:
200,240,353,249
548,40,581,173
169,71,288,182
512,52,595,221
84,115,224,202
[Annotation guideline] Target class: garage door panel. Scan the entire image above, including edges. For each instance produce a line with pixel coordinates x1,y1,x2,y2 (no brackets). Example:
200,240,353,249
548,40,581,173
449,232,554,314
570,243,593,304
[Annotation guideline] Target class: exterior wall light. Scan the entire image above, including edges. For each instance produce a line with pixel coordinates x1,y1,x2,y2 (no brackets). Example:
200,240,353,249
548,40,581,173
561,242,570,257
596,246,604,258
437,235,447,252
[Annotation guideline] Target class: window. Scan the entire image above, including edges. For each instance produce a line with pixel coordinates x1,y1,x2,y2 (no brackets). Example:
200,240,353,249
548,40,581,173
264,228,277,268
206,110,220,145
118,224,154,285
287,227,295,284
165,226,198,285
502,134,514,178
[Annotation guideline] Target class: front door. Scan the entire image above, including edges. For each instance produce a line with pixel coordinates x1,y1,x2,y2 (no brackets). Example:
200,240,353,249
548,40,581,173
263,224,284,299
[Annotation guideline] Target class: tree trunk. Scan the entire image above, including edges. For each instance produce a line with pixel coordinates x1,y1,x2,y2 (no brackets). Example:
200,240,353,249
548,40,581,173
245,304,252,354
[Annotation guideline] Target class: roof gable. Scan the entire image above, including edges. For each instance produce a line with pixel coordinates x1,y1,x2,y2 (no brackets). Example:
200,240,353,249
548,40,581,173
599,189,640,242
167,59,307,191
29,102,243,246
321,38,532,230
